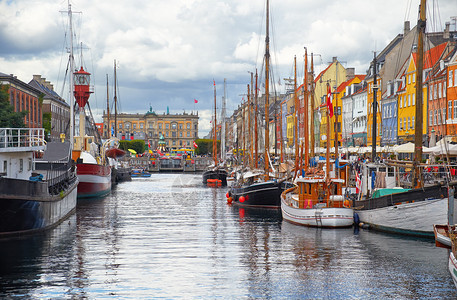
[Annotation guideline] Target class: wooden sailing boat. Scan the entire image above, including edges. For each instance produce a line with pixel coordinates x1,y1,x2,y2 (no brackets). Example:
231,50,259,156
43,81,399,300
202,80,228,187
104,61,131,184
354,0,457,237
280,52,354,228
226,0,294,208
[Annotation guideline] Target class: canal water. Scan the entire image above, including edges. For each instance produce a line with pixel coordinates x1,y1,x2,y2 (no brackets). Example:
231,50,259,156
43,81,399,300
0,173,455,299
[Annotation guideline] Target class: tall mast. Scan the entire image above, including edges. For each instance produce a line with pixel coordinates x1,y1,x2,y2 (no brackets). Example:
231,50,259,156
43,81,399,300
304,49,309,170
371,52,378,162
264,0,270,181
413,0,426,188
221,78,227,163
250,72,254,168
294,56,299,178
326,83,331,199
106,74,110,138
68,1,74,146
213,80,218,166
255,70,259,168
114,59,118,139
310,53,315,158
248,84,252,168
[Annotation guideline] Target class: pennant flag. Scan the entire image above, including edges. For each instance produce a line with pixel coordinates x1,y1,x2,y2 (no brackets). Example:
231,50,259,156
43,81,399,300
355,171,361,194
148,140,151,149
194,99,198,104
326,84,334,118
193,141,198,148
213,80,216,86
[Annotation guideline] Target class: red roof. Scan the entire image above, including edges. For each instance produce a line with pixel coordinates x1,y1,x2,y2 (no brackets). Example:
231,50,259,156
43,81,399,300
412,42,448,69
336,75,366,94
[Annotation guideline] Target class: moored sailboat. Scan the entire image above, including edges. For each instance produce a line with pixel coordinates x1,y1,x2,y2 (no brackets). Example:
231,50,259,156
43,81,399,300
281,53,353,227
202,80,228,187
353,0,455,238
227,0,294,208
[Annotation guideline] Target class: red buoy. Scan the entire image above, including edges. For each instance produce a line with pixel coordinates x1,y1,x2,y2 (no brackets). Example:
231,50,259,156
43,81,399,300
226,192,230,198
239,196,245,203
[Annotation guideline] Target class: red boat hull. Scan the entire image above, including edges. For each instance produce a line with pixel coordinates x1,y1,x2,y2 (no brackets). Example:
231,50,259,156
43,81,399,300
77,163,112,199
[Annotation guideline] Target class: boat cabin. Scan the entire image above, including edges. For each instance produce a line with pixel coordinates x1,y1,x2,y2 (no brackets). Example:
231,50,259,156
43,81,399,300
294,177,347,209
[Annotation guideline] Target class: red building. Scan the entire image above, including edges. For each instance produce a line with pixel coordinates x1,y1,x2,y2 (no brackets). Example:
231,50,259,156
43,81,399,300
0,72,42,128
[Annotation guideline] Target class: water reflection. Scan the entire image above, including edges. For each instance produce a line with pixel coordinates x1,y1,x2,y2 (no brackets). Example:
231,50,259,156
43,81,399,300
0,174,455,298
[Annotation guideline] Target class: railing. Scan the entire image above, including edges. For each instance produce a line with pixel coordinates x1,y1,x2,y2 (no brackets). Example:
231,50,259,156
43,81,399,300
0,128,46,149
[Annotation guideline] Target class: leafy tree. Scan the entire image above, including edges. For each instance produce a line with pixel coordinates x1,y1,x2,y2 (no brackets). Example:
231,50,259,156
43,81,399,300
0,84,26,127
119,139,145,155
194,138,220,155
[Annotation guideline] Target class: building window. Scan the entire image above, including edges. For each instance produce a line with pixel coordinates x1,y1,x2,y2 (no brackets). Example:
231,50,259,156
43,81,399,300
180,132,182,137
19,159,23,172
449,101,453,119
412,93,415,106
179,124,183,129
133,124,137,129
187,123,190,129
159,123,162,129
443,108,446,123
454,100,457,120
166,124,169,129
125,123,130,129
408,94,411,106
450,70,454,87
140,123,144,129
187,132,190,137
172,123,177,130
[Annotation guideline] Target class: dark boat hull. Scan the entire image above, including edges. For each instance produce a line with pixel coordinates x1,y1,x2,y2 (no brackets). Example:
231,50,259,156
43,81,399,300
229,180,295,208
203,169,228,186
0,177,78,237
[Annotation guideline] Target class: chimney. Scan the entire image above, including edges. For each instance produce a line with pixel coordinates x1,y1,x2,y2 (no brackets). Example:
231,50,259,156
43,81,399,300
33,75,42,81
346,68,355,80
404,21,410,35
332,57,338,63
444,22,450,39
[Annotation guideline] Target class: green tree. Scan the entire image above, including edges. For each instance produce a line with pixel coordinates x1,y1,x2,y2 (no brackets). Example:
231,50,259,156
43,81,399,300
0,84,26,127
119,139,145,155
194,138,220,155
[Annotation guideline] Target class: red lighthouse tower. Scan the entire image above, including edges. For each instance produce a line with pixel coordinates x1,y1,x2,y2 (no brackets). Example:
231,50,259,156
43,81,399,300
74,66,93,109
74,66,93,151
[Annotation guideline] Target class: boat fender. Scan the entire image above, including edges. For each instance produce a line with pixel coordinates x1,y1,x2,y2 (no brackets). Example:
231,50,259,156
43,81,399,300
239,196,245,203
353,212,360,225
227,197,233,204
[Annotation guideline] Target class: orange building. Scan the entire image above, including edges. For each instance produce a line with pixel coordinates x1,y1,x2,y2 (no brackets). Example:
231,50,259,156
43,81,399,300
447,50,457,136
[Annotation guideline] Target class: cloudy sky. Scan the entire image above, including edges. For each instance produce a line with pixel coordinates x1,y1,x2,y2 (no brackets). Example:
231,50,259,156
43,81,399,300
1,0,456,137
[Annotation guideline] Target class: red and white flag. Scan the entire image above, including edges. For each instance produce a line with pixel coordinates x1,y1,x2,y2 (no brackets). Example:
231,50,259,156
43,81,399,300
193,141,198,148
355,171,361,194
326,84,334,118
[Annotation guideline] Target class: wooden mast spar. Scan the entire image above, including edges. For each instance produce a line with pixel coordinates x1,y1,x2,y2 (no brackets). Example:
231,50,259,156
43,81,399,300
304,49,309,170
413,0,426,188
213,80,218,166
264,0,270,181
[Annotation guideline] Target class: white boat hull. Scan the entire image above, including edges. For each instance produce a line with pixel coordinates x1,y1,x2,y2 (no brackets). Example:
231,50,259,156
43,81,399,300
356,198,447,237
281,198,354,228
450,251,457,289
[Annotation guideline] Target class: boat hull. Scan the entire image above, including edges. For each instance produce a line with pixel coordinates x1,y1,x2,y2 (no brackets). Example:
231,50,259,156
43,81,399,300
203,169,228,186
356,198,448,238
77,163,112,199
230,181,294,208
281,198,353,227
0,178,78,237
450,251,457,289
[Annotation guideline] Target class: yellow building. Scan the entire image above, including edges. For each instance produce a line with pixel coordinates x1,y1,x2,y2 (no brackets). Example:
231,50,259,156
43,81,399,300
396,53,428,144
315,57,347,147
103,107,199,150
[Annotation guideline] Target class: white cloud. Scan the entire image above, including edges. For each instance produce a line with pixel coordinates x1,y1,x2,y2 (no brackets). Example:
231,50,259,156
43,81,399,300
1,0,457,138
